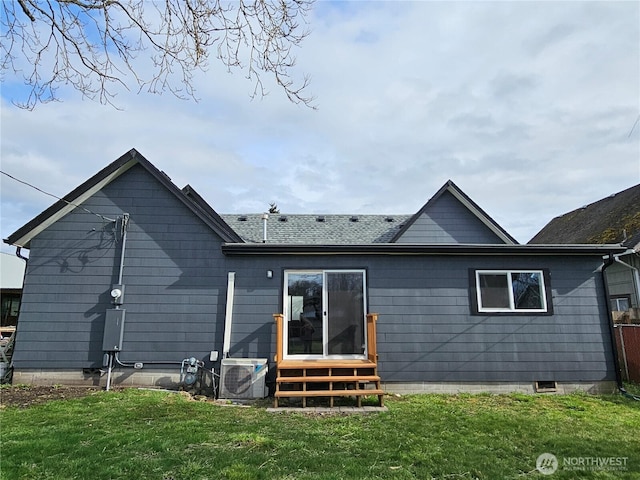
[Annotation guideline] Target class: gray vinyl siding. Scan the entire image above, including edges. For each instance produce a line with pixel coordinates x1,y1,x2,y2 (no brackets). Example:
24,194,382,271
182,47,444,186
13,165,227,369
606,258,639,308
225,257,363,359
395,191,505,244
368,255,613,382
225,254,614,384
12,163,615,385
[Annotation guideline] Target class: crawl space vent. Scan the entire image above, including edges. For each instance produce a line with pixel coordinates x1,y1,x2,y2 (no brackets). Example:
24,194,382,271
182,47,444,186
535,381,558,393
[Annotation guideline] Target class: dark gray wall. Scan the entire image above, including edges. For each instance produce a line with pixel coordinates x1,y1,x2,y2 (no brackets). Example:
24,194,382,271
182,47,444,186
396,191,506,244
14,165,615,385
368,255,613,382
227,254,615,383
14,165,228,369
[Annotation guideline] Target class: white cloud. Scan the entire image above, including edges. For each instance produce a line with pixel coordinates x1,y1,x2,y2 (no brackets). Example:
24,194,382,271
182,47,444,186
1,1,638,251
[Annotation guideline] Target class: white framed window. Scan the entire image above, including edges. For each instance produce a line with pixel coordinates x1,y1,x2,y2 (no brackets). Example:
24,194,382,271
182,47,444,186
611,296,630,312
474,270,549,314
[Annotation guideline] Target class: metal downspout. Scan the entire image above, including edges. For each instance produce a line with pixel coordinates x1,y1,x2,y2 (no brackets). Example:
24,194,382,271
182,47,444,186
15,246,28,262
602,253,640,400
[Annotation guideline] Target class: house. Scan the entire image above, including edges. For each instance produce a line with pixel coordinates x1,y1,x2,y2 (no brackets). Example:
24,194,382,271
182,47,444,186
4,149,626,401
0,251,24,382
530,183,640,316
1,252,25,330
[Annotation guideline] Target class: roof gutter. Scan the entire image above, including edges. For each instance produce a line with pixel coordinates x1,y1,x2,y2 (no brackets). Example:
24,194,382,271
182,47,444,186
221,243,627,256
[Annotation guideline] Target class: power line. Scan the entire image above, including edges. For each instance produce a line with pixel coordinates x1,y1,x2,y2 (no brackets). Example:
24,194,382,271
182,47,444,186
1,169,116,223
629,114,640,138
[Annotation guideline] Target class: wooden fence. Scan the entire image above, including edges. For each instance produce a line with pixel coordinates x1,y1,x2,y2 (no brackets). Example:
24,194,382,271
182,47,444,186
614,324,640,383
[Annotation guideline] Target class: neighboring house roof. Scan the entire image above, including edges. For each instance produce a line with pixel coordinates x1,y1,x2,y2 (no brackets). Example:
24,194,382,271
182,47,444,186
529,183,640,245
4,149,243,248
0,252,26,289
221,214,411,244
624,230,640,251
390,180,518,244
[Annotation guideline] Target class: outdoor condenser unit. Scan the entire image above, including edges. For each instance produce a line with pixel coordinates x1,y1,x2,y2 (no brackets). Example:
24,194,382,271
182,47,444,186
219,358,268,400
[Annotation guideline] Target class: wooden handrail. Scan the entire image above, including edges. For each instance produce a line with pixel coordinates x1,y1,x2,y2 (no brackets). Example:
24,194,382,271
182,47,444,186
366,313,378,363
274,312,378,365
273,313,284,365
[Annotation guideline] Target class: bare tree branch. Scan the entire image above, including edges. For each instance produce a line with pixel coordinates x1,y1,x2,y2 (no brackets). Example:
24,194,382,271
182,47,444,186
0,0,316,109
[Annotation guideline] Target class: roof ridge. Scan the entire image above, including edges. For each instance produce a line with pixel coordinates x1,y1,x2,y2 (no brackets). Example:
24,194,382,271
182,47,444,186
556,183,640,218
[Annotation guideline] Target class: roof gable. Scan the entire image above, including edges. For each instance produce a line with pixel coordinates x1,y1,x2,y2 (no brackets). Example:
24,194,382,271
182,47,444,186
529,183,640,245
4,149,242,247
391,181,518,244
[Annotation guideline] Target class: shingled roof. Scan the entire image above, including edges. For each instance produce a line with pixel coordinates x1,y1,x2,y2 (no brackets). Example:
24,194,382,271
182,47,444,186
529,183,640,245
220,214,411,244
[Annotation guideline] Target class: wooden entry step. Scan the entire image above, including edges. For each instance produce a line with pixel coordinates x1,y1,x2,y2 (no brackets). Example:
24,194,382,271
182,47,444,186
277,375,380,383
278,359,378,368
275,359,384,408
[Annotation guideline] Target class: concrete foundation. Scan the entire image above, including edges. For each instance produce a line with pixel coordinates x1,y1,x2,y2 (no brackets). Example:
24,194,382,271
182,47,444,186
12,369,182,389
12,369,619,396
382,381,619,395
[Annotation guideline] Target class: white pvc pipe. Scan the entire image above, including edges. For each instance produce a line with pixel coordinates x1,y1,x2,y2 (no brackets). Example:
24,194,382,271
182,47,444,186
105,353,113,391
222,272,236,358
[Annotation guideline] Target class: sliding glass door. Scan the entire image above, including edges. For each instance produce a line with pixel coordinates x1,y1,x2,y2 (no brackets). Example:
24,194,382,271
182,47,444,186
285,272,323,356
284,270,367,359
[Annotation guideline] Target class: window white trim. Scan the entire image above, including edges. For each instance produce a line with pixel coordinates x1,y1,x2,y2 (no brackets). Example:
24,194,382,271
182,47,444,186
475,270,548,313
611,296,630,312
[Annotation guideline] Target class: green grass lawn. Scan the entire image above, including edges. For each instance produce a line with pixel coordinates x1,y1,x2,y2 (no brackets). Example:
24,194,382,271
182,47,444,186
1,388,639,480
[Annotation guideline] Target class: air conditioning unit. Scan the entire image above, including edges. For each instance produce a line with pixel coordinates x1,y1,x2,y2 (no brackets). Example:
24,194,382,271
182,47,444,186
219,358,268,399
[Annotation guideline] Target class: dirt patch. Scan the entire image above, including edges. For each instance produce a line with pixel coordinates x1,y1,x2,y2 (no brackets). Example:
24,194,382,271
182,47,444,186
0,385,103,409
0,385,277,409
0,386,220,409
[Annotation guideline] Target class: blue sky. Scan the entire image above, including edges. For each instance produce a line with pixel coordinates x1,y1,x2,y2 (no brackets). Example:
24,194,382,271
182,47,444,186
1,1,639,253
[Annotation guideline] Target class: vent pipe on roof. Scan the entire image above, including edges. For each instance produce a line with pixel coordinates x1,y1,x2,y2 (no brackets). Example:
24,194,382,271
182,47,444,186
262,213,269,243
